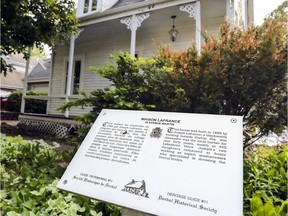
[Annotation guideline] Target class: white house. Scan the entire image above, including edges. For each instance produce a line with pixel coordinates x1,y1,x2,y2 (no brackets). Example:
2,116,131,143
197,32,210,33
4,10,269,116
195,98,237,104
22,0,254,118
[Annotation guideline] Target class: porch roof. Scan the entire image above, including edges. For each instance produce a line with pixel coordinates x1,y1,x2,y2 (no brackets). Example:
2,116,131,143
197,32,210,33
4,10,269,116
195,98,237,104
28,60,51,80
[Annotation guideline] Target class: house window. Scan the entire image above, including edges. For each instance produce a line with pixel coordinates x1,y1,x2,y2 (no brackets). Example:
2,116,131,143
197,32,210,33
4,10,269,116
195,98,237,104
65,60,82,95
84,0,89,13
92,0,97,11
84,0,97,13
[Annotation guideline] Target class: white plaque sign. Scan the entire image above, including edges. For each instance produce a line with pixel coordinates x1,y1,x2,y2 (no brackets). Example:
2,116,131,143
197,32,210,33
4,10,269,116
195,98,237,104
57,109,243,216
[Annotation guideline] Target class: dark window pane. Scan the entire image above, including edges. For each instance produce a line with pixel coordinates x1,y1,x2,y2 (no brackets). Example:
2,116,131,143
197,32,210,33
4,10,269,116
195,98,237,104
64,62,69,94
92,0,97,11
73,60,81,94
84,0,89,13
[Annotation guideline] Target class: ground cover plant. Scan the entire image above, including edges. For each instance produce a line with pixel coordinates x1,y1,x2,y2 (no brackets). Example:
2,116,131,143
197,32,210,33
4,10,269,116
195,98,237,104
0,134,121,216
0,134,287,215
243,144,288,215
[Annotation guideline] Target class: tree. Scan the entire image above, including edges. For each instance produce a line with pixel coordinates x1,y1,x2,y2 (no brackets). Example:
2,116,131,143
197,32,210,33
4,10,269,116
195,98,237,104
30,46,47,59
1,0,78,75
59,3,287,146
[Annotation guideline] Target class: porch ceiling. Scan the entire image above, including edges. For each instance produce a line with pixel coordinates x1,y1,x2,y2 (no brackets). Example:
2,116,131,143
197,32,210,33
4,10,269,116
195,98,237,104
77,0,226,42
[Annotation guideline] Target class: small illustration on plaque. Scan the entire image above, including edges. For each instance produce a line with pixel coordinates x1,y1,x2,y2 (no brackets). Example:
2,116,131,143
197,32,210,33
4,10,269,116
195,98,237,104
122,179,149,198
150,127,162,138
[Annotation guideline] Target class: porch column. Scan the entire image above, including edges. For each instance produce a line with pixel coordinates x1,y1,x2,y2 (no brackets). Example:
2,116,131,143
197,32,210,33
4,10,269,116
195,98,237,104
65,34,76,117
120,13,150,56
226,0,234,24
20,47,31,113
65,29,84,117
179,1,201,54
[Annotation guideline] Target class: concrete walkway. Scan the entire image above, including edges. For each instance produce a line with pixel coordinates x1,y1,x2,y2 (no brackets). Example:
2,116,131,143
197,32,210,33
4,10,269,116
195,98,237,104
1,120,19,126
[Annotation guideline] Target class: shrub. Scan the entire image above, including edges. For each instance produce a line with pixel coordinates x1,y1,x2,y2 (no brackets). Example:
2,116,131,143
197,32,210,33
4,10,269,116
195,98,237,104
5,90,48,114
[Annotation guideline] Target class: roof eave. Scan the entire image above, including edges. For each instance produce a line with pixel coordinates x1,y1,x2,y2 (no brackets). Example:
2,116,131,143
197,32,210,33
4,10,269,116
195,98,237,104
27,78,49,83
79,0,194,26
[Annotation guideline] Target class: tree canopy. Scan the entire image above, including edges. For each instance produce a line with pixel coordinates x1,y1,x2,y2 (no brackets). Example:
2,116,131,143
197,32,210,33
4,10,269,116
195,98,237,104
1,0,78,74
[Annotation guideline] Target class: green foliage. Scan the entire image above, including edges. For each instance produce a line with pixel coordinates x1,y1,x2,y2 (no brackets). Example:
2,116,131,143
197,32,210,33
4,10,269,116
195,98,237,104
1,0,78,75
1,135,286,215
0,134,121,216
5,90,48,114
30,46,47,59
244,144,288,216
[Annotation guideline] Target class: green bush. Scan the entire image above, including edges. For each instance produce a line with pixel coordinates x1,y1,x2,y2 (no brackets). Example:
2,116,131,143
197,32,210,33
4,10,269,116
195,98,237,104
0,134,121,216
244,144,288,216
5,90,48,114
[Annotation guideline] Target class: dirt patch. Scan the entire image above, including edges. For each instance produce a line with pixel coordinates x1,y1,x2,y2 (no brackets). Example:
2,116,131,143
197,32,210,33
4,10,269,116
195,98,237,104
1,122,78,152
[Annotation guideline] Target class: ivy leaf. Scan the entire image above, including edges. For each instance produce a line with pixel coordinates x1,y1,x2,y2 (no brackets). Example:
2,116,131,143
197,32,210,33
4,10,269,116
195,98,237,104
278,200,288,216
251,195,263,213
263,202,277,216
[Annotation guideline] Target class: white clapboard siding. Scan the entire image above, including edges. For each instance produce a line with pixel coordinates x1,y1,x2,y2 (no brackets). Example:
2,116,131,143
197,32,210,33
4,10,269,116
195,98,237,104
29,83,49,92
48,97,92,116
48,98,67,115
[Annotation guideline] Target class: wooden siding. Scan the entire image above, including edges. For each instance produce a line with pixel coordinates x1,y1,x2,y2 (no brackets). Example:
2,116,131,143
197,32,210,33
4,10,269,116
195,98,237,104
29,83,49,92
48,97,92,116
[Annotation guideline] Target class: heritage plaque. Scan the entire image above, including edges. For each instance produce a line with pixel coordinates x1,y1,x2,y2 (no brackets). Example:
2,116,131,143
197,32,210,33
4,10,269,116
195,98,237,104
57,109,243,216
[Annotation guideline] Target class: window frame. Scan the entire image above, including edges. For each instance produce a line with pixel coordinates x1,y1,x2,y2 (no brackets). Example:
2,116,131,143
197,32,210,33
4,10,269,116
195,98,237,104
83,0,100,14
63,55,85,96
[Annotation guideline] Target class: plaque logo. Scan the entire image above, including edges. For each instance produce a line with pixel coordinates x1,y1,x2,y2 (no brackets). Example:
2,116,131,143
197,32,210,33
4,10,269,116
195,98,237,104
122,179,149,198
167,127,174,133
150,127,162,138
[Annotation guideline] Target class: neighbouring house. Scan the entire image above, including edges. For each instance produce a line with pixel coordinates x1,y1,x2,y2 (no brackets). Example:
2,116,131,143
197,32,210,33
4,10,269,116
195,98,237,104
21,0,254,123
0,54,39,95
27,59,51,93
